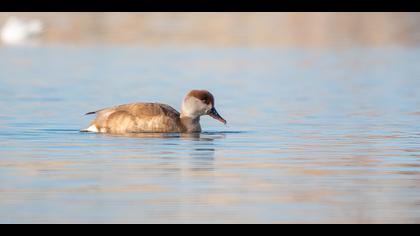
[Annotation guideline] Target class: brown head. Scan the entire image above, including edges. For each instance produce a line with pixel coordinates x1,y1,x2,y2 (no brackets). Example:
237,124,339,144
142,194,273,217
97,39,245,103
181,90,226,124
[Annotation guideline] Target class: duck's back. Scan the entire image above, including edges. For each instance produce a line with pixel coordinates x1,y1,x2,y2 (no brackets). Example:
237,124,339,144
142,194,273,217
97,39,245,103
86,103,183,134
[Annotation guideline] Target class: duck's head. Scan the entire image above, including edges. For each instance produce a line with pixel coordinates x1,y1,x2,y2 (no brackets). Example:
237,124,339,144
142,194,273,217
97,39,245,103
181,90,227,124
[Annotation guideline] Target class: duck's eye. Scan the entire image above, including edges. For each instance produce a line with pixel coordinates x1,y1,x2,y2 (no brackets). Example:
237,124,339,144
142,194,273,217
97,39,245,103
202,99,208,104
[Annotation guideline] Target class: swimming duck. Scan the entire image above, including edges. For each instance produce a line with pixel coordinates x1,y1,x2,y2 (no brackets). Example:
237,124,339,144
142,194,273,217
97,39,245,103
83,90,226,134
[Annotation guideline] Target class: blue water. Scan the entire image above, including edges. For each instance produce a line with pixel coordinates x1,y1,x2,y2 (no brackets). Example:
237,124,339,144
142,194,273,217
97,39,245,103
0,46,420,223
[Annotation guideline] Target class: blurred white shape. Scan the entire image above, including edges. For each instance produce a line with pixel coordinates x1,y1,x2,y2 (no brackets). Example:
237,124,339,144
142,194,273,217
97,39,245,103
1,16,45,46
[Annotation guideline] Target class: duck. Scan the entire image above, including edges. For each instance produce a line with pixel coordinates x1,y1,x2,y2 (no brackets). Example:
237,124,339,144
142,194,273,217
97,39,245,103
82,90,226,134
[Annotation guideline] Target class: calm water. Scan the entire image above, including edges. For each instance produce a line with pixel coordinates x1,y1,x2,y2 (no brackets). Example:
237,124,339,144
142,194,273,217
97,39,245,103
0,46,420,223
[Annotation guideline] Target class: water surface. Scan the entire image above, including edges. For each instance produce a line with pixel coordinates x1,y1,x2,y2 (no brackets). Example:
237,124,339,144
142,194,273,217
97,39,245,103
0,46,420,223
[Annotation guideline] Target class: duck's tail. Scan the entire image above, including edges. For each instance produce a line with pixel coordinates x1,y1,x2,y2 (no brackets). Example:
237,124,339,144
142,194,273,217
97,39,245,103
85,108,108,116
85,111,97,115
82,110,100,132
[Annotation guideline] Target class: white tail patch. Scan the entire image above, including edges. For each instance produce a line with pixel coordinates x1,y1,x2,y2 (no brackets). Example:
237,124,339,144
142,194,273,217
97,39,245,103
84,125,99,133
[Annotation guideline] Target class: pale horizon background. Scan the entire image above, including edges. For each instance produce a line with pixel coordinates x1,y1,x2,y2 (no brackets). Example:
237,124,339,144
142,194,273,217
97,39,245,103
1,12,420,47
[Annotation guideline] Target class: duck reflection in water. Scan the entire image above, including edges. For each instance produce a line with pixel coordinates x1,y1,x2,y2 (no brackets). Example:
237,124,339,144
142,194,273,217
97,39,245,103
98,131,227,172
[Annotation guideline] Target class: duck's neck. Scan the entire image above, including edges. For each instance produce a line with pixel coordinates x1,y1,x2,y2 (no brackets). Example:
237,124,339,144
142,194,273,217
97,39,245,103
180,115,201,133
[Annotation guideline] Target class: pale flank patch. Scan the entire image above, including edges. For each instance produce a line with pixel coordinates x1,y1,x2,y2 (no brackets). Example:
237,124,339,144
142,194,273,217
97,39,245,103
85,125,99,133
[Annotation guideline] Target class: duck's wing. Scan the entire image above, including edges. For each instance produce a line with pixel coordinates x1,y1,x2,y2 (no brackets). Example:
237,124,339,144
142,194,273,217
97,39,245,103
117,103,180,119
85,103,182,133
86,103,179,118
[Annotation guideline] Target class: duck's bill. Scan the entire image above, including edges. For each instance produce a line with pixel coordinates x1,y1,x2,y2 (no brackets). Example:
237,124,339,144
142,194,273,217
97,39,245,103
208,107,227,124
